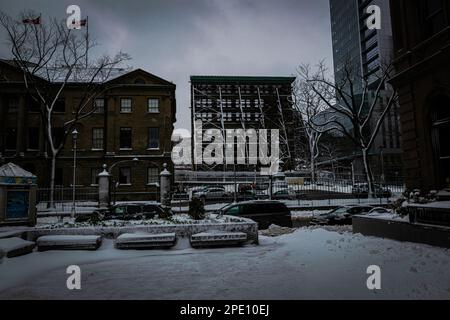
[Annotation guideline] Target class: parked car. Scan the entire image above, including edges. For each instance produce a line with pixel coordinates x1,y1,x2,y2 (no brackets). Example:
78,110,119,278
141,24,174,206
75,202,168,222
215,200,293,229
367,207,393,215
194,186,231,201
310,205,374,225
352,183,392,198
272,189,296,200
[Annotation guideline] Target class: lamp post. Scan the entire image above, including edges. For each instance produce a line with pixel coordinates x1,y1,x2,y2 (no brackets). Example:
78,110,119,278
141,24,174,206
71,129,78,219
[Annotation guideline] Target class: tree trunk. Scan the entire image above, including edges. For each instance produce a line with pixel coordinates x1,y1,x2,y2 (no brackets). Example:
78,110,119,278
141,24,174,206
310,142,316,183
362,148,374,198
49,154,56,209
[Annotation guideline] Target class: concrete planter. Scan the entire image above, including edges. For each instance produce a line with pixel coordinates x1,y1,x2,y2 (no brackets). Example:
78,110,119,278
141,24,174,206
353,215,450,248
25,216,259,245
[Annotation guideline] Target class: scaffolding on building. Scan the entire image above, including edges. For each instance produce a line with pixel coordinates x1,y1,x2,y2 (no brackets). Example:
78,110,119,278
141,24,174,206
190,76,296,172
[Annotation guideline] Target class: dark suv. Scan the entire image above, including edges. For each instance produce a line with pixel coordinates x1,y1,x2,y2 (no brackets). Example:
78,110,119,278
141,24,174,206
216,200,293,229
75,202,168,222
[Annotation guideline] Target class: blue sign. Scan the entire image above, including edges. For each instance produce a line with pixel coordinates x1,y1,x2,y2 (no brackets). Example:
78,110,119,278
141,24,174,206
6,191,29,220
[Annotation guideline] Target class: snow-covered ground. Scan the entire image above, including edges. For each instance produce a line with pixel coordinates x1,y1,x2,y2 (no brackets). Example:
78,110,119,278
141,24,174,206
0,228,449,300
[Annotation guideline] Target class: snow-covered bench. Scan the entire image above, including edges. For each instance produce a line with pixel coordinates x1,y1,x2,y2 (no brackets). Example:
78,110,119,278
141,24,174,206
115,233,177,249
0,237,35,258
190,231,247,248
37,235,102,251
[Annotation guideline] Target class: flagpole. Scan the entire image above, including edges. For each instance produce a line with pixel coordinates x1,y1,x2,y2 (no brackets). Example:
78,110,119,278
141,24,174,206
85,16,89,68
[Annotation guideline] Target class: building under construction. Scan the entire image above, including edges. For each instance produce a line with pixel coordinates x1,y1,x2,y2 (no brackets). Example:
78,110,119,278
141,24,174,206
190,76,297,172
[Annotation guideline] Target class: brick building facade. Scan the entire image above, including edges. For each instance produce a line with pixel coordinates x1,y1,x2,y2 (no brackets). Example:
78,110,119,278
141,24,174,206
0,60,176,201
389,0,450,191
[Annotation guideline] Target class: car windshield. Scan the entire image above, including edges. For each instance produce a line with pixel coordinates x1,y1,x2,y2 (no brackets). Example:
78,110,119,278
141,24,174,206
329,207,349,215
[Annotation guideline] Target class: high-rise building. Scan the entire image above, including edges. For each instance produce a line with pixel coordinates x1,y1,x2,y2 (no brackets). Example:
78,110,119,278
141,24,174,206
328,0,402,178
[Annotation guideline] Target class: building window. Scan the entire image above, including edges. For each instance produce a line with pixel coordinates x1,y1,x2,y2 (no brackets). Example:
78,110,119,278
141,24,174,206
52,127,64,148
5,128,17,150
54,99,65,113
27,127,39,150
148,127,159,149
55,168,63,186
7,96,19,113
27,96,40,112
92,128,104,150
119,167,131,185
148,98,159,113
431,94,450,188
120,127,132,149
120,98,132,113
94,98,105,113
147,167,159,184
91,168,101,185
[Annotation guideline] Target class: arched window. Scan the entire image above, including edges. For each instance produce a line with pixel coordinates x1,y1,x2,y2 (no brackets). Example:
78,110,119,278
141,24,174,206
431,94,450,188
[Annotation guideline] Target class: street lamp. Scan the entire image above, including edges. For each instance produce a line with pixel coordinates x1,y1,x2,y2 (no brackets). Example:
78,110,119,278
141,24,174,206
106,157,139,205
71,129,78,219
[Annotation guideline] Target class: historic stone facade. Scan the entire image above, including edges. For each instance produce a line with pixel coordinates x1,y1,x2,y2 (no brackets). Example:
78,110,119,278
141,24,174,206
0,60,176,201
389,0,450,191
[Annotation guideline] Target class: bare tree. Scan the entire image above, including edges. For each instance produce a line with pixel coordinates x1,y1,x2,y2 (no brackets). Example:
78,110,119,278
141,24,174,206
0,11,130,208
291,62,337,183
305,60,398,197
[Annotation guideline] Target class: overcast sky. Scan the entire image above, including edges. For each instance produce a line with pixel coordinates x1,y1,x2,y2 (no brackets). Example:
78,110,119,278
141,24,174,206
0,0,333,130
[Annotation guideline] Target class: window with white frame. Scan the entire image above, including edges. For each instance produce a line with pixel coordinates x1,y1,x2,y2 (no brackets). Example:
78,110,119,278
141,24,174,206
148,98,159,113
91,168,101,185
94,98,105,113
147,167,159,184
119,167,131,185
148,127,160,149
120,98,132,113
92,128,104,150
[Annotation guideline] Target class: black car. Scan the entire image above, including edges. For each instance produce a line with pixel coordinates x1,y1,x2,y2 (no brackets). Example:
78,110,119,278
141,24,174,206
75,202,168,222
310,205,374,225
216,200,293,229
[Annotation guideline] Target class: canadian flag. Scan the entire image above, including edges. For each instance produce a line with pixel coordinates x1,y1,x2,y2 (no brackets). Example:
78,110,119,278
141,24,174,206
22,17,41,25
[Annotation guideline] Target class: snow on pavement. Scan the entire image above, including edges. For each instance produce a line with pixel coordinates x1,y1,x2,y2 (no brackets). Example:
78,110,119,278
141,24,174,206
0,228,449,300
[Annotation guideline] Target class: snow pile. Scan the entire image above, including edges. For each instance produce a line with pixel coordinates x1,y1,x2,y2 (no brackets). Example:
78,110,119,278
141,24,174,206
37,235,102,251
260,224,296,237
0,237,35,258
1,228,450,299
36,214,247,229
116,233,176,242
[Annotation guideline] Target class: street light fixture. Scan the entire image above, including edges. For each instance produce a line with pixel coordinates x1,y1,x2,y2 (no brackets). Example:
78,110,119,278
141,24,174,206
105,157,140,205
71,129,78,219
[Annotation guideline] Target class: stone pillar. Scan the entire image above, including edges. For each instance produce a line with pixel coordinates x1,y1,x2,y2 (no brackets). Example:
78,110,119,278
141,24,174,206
160,163,171,207
98,164,111,208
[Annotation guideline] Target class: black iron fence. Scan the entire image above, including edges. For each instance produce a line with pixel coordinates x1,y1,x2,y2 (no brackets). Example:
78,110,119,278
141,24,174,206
172,171,405,207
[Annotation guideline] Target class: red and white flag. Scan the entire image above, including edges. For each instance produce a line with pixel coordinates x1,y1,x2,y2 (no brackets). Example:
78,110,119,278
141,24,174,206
22,16,41,25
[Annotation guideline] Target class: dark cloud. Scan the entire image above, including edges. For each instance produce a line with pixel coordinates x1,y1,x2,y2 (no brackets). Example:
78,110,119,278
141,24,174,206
0,0,333,130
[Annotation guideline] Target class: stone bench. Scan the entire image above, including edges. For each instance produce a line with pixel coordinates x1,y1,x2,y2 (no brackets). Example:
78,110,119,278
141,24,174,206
190,231,247,248
115,233,177,249
37,235,102,251
0,237,35,258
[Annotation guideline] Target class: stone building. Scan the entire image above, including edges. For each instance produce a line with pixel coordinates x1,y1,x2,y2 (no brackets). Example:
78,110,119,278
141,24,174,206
0,60,176,201
389,0,450,191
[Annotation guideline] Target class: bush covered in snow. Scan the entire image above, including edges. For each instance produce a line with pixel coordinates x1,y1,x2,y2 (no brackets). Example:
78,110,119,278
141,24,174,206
188,197,206,220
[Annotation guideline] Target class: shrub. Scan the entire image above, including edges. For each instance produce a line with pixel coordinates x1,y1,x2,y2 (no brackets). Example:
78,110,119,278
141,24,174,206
188,197,206,220
158,206,173,219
